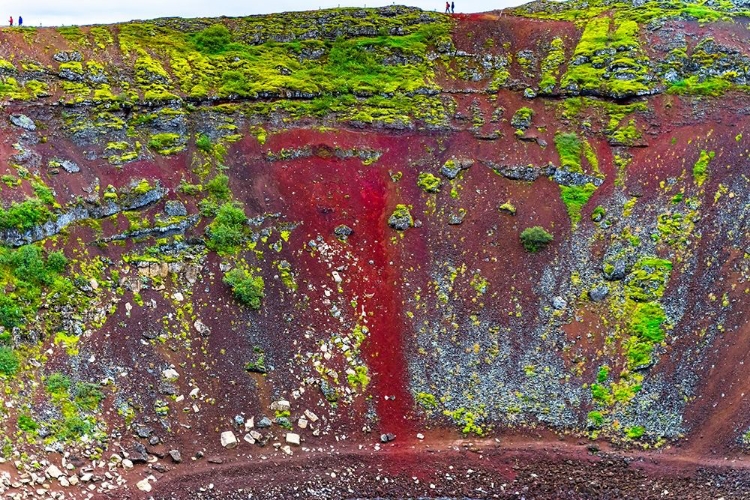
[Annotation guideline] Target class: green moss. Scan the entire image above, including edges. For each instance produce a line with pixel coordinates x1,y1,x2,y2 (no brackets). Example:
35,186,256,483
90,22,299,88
692,149,714,187
416,392,438,409
539,37,565,93
560,183,597,225
555,132,583,172
511,107,533,129
498,201,516,215
0,199,53,231
587,410,604,428
148,133,184,155
417,172,441,193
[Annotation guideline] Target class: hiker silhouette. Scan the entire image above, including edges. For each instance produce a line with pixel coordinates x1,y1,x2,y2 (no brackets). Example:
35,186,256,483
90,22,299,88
18,16,22,27
8,16,12,27
451,2,455,13
445,1,450,13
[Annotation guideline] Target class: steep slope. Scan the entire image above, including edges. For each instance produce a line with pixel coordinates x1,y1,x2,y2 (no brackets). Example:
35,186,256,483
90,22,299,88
0,2,747,498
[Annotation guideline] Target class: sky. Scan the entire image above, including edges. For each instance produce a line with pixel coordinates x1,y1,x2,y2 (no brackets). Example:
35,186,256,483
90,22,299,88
6,0,529,27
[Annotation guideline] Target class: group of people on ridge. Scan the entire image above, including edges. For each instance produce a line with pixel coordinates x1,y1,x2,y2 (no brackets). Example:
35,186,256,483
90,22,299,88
8,16,22,26
445,2,455,13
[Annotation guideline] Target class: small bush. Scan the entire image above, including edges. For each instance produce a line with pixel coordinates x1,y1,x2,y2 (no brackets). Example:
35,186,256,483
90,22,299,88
206,202,247,253
223,268,265,310
194,24,231,54
206,174,230,201
46,373,71,395
196,134,212,152
17,414,38,433
0,347,19,376
73,382,105,412
520,226,553,252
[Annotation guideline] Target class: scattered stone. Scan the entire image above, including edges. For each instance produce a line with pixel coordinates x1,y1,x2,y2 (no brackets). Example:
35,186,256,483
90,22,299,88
10,114,36,131
162,368,179,380
334,225,353,241
257,416,272,428
282,445,293,455
121,459,133,469
249,430,263,442
220,431,238,449
552,296,567,310
207,457,224,464
128,443,149,463
304,410,319,422
380,433,396,443
135,425,153,439
234,415,245,426
168,450,182,464
286,433,301,446
417,433,425,440
136,478,152,492
243,416,255,431
46,465,63,479
243,433,256,445
298,417,308,429
59,160,80,173
589,285,610,302
164,200,188,217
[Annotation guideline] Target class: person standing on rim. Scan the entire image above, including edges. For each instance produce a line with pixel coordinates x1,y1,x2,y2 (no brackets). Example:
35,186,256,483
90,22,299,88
445,1,450,13
18,16,22,27
8,16,12,27
451,2,455,13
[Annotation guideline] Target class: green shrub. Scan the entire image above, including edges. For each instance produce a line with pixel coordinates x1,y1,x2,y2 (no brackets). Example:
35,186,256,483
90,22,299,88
206,202,247,253
193,24,232,54
0,199,53,231
0,347,19,376
73,382,105,411
520,226,553,252
223,268,265,310
17,414,37,433
206,174,230,200
196,134,212,152
587,410,604,428
46,373,71,395
0,296,23,329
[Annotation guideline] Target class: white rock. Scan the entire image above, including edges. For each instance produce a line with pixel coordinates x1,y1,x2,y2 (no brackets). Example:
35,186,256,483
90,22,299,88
250,430,262,441
189,387,200,398
244,417,254,431
298,418,308,429
304,410,319,422
136,478,152,492
282,445,293,456
286,433,301,446
220,431,238,449
270,400,290,412
68,476,79,486
46,465,63,479
79,473,93,482
121,459,133,469
331,271,342,283
173,292,184,302
243,434,256,445
162,368,179,380
416,433,425,440
59,477,70,487
194,319,210,335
